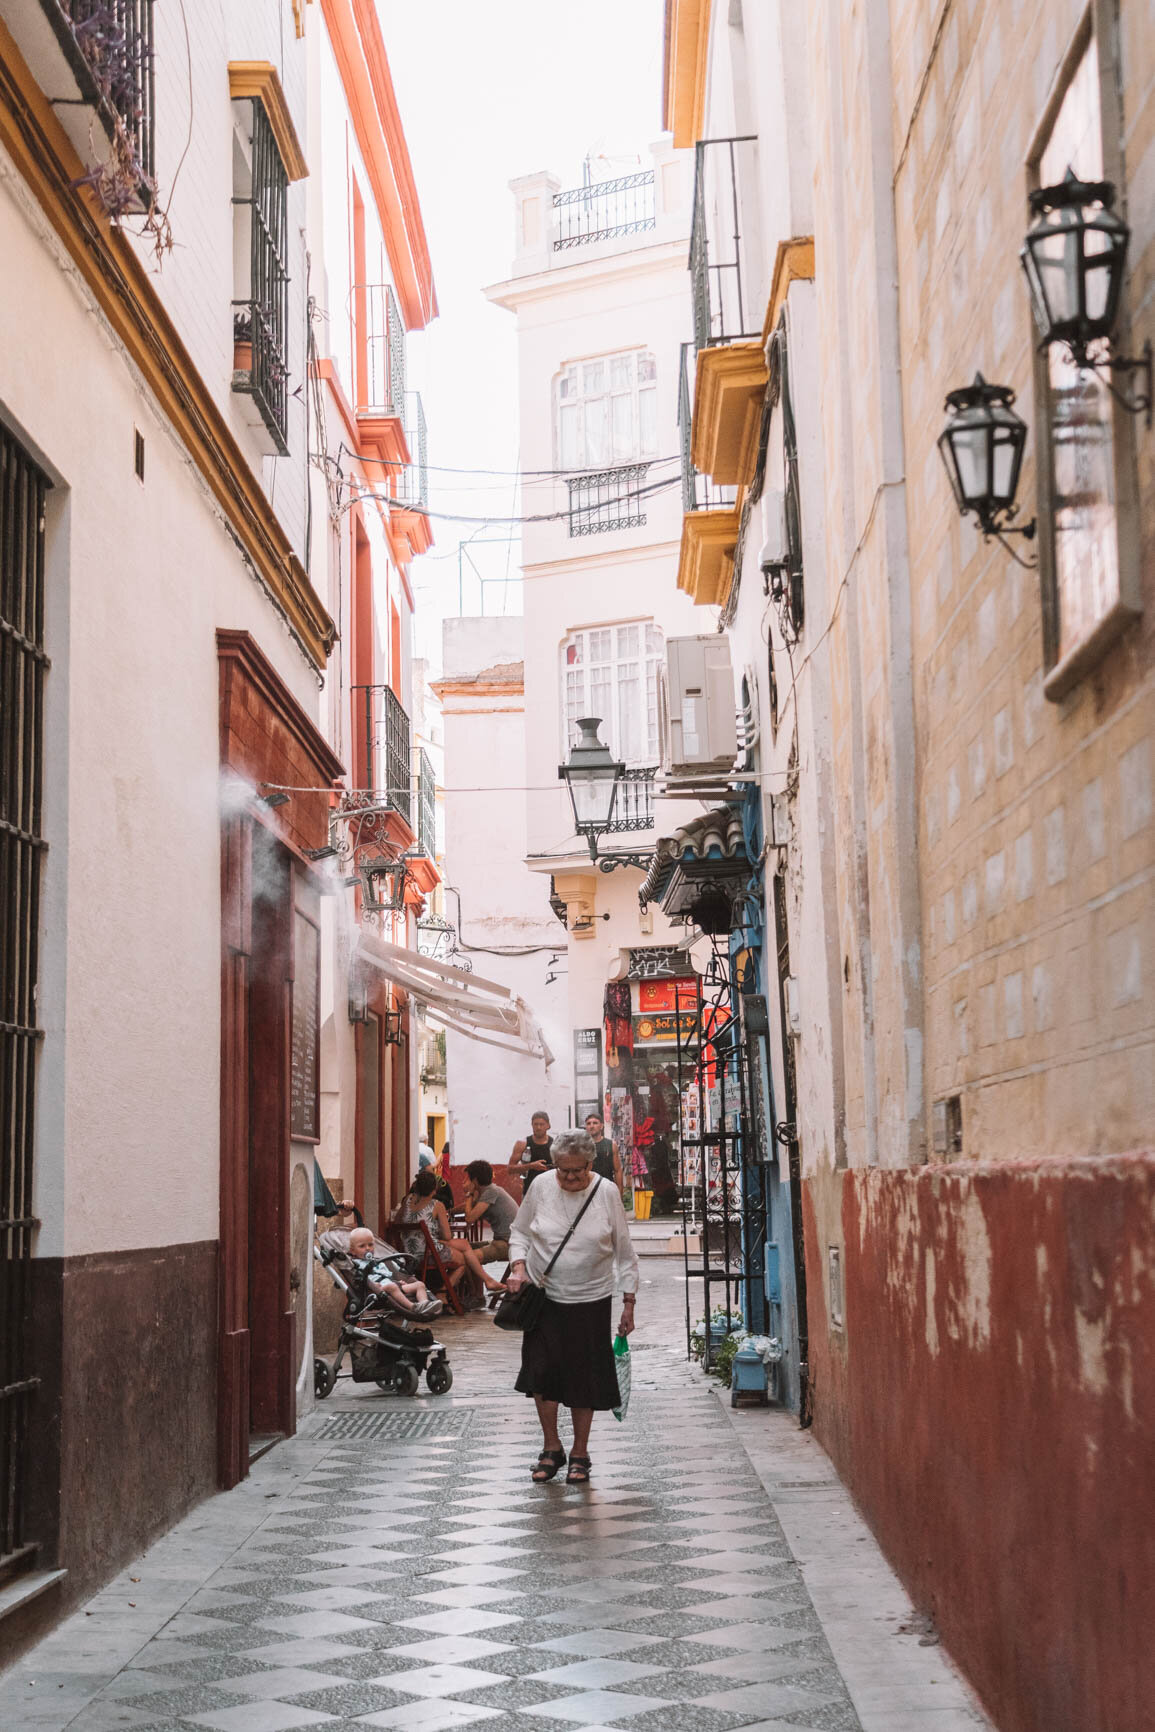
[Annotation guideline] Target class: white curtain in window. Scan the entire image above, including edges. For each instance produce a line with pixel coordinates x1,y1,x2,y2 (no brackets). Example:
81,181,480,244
561,621,665,763
556,351,659,470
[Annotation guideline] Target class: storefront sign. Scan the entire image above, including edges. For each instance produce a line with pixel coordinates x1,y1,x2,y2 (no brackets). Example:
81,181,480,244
637,977,699,1013
633,1009,699,1044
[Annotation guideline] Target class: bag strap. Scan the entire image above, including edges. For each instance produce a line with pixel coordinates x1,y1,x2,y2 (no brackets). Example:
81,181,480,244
541,1176,602,1280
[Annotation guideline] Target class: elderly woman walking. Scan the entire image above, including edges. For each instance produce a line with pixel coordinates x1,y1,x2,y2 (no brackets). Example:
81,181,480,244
506,1128,639,1485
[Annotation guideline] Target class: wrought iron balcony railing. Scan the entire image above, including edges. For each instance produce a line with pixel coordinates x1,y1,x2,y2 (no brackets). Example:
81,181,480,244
232,100,290,454
396,392,428,509
554,170,656,250
690,136,759,354
679,342,737,513
357,282,406,416
567,463,649,536
352,683,411,824
608,767,657,833
415,747,436,858
59,0,156,188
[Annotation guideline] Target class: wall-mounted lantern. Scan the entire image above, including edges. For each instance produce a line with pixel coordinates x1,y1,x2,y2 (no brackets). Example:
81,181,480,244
361,857,408,913
559,718,622,862
383,1006,404,1045
938,373,1036,552
1020,170,1151,424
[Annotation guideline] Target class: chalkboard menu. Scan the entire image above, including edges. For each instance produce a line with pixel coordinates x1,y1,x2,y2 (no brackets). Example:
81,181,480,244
290,911,320,1141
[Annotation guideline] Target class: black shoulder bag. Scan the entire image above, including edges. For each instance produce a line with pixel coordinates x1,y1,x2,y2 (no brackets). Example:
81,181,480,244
493,1177,602,1333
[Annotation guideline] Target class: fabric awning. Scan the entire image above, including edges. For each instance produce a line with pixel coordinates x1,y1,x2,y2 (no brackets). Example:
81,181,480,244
357,931,554,1066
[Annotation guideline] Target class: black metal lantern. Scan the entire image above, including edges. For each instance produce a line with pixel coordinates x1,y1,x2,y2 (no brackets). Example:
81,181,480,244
938,374,1034,540
1020,170,1128,362
361,857,407,912
559,718,622,861
383,1006,403,1045
1020,169,1151,421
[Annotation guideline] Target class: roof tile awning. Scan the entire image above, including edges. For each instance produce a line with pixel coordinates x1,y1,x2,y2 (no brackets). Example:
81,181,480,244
640,805,750,925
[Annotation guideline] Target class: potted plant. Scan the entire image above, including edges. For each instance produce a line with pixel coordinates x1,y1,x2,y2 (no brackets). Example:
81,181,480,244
233,309,252,375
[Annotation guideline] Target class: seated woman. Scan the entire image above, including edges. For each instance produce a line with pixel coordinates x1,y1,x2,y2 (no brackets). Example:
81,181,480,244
394,1170,505,1304
462,1160,517,1277
347,1225,442,1318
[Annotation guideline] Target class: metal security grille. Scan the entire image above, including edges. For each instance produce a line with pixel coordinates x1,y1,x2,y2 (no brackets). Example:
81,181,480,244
0,427,48,1578
566,463,649,536
314,1409,472,1442
351,684,411,823
690,136,759,353
235,100,290,453
64,0,156,182
554,170,655,249
416,748,435,857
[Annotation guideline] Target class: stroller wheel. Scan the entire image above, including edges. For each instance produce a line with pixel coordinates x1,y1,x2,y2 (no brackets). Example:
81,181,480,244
392,1362,420,1398
426,1358,453,1396
314,1358,335,1400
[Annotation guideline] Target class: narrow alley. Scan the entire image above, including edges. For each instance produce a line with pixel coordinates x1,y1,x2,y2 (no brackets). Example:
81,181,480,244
0,1251,987,1732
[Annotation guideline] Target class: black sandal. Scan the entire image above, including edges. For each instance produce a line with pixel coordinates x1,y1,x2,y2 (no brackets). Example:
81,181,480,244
532,1448,566,1482
565,1455,591,1484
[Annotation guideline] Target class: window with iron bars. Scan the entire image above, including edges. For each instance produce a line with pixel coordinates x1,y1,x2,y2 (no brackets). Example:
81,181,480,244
415,748,436,857
352,684,412,824
232,100,290,454
356,283,406,416
567,464,650,536
60,0,156,196
0,426,48,1579
679,342,737,514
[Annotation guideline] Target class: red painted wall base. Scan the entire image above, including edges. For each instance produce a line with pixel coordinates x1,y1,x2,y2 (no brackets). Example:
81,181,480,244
804,1152,1155,1732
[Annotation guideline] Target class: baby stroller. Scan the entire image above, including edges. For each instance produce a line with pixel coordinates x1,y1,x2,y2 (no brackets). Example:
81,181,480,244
313,1238,453,1400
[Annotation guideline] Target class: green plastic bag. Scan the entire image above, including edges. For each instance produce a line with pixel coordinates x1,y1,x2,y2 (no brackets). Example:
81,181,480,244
612,1330,632,1422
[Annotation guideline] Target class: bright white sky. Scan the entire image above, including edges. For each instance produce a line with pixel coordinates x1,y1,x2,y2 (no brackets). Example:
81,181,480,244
377,0,666,668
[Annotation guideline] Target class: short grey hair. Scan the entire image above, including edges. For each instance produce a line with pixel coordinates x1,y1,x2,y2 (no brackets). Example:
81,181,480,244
552,1129,595,1164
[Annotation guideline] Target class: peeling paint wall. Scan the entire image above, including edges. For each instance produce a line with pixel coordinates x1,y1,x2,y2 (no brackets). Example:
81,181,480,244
805,1155,1155,1732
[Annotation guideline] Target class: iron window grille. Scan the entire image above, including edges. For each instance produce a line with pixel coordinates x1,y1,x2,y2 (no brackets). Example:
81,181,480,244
233,100,290,453
352,683,411,824
415,747,436,857
58,0,156,192
397,393,428,508
768,321,805,637
0,426,48,1581
605,767,656,833
554,170,656,250
357,283,406,416
690,136,759,354
679,342,737,513
567,463,649,536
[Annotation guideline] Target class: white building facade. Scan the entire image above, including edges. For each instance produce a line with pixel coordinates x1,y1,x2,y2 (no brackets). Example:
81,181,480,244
457,143,711,1189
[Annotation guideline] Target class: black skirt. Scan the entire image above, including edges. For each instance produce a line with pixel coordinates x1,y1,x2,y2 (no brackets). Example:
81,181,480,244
515,1293,621,1411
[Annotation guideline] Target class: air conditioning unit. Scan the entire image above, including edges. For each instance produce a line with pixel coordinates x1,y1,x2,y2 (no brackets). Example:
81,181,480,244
663,636,737,779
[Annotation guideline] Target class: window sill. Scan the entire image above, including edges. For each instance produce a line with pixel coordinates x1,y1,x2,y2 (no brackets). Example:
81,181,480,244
1043,597,1141,703
0,1567,66,1623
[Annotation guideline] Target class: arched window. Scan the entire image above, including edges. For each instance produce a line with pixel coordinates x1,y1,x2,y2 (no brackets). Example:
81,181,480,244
562,621,664,765
556,351,658,470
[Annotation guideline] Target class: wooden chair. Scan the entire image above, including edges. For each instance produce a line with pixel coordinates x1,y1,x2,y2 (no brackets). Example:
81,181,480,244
383,1221,466,1317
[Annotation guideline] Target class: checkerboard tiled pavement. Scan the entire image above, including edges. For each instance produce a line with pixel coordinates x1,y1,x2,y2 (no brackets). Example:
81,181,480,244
1,1252,992,1732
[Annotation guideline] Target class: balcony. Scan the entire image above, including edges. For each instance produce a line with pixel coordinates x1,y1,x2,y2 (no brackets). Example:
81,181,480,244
352,683,411,823
608,768,657,834
415,748,436,858
36,0,156,212
388,393,433,562
690,137,759,353
566,463,650,537
554,171,656,250
677,341,740,607
354,282,410,471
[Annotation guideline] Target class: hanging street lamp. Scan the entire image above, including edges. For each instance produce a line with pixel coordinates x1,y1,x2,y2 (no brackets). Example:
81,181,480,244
1020,169,1151,424
559,717,622,861
938,373,1036,548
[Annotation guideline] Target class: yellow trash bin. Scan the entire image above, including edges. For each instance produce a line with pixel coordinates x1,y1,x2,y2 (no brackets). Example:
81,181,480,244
633,1190,653,1221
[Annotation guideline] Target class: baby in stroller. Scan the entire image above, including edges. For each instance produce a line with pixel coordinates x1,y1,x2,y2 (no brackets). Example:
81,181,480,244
346,1226,443,1320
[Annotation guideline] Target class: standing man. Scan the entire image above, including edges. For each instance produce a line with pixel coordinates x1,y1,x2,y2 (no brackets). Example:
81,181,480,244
584,1112,624,1196
511,1111,554,1195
